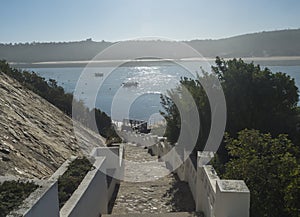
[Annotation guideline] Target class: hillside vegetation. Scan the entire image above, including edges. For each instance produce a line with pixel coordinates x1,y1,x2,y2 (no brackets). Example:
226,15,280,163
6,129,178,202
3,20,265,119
187,29,300,57
1,29,300,63
161,57,300,217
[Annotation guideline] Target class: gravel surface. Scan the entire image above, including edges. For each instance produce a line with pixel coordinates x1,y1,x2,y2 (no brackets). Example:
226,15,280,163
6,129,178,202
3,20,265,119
110,144,196,215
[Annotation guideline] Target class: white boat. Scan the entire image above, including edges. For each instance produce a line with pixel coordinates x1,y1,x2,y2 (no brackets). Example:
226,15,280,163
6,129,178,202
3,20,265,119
94,72,104,77
122,81,138,87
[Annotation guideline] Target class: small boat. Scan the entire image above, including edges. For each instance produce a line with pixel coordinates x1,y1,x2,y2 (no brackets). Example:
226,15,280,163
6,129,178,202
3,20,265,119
122,81,138,88
94,72,104,77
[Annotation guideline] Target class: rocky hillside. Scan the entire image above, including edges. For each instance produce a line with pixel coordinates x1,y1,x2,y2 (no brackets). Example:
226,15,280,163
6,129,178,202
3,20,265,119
0,72,105,179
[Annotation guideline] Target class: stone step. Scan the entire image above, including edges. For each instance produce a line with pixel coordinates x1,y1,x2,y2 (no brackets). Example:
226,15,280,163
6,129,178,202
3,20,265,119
102,212,203,217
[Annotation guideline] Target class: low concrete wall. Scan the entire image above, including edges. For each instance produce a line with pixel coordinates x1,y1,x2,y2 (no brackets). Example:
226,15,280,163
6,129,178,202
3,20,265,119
60,157,108,217
60,145,124,217
215,180,250,217
94,145,124,201
50,156,77,180
21,180,59,217
2,145,124,217
196,151,250,217
0,177,60,217
119,130,159,147
185,157,197,200
196,165,219,216
91,144,125,183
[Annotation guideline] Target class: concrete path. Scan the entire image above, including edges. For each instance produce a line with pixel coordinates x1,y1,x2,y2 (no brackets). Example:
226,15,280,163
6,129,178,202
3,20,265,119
103,212,203,217
109,143,196,215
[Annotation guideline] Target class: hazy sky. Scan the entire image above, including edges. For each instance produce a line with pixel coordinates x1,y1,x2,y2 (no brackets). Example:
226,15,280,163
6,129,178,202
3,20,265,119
0,0,299,43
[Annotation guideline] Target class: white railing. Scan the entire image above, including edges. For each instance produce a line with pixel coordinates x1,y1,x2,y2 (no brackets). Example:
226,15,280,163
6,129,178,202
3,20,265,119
4,145,124,217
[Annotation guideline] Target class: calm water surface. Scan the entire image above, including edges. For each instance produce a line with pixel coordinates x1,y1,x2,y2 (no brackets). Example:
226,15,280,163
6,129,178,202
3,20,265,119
24,63,300,121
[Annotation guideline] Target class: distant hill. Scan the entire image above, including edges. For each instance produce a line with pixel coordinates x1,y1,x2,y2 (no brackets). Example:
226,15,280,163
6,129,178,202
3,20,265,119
186,29,300,58
0,39,113,63
1,29,300,63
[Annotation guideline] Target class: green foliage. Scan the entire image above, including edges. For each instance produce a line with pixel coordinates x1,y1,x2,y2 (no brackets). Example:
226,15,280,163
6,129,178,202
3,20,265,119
2,30,300,63
161,58,300,215
160,72,213,152
161,56,300,151
58,157,93,209
161,58,300,152
0,60,119,139
0,40,112,63
160,93,181,144
0,181,38,217
105,127,122,146
223,129,300,217
212,57,300,167
213,57,299,138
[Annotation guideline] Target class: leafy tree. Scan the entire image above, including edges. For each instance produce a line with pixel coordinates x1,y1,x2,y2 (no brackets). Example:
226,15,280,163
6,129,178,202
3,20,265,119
160,93,181,144
160,73,212,152
162,58,300,154
223,129,300,217
212,57,299,139
211,57,300,167
161,58,300,214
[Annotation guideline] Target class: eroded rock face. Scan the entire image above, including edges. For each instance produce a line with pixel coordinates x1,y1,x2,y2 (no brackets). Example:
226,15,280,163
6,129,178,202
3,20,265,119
0,72,105,179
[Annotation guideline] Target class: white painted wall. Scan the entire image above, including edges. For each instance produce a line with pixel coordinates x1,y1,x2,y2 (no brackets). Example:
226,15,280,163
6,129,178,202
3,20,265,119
91,145,125,183
23,181,60,217
215,180,250,217
3,145,124,217
196,166,220,217
5,179,60,217
61,145,125,217
60,157,108,217
185,157,197,200
196,156,250,217
119,130,159,147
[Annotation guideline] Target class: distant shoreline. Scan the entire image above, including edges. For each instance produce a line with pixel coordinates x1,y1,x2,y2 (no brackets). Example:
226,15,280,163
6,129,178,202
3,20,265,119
10,56,300,68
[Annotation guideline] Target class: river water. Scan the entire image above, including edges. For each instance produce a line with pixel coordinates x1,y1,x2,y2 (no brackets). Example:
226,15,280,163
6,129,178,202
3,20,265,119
24,62,300,122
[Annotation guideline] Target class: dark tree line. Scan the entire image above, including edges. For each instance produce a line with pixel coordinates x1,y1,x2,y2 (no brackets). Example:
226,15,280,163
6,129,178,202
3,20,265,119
2,29,300,63
0,60,119,142
0,40,112,63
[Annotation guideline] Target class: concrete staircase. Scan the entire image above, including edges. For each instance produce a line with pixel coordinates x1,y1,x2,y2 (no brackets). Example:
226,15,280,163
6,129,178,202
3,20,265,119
105,143,202,217
103,212,203,217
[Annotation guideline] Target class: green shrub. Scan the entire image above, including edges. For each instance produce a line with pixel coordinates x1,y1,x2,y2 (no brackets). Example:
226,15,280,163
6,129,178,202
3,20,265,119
0,181,38,217
58,157,93,208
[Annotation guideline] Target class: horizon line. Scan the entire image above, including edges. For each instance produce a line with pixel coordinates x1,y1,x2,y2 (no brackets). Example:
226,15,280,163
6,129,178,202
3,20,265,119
1,28,300,45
